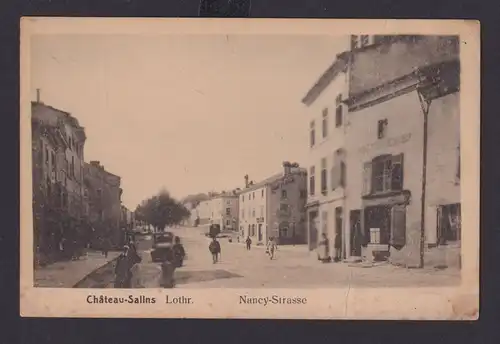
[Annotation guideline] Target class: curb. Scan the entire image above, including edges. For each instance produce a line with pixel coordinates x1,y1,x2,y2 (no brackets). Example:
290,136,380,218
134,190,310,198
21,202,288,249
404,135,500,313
72,256,119,288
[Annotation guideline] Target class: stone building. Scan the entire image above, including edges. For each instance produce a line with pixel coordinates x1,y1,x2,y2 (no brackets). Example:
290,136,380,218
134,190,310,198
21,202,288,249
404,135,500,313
238,163,307,245
344,35,460,268
84,161,123,248
31,99,87,265
301,35,461,268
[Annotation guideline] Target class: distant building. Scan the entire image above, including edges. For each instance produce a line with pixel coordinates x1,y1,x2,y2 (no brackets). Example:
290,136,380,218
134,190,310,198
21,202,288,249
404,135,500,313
238,163,307,245
84,161,123,248
208,192,240,231
32,100,87,265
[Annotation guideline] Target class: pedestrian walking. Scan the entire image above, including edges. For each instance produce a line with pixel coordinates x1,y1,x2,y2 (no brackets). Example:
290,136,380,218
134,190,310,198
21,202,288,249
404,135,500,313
317,233,331,263
209,237,221,263
245,236,252,250
266,236,278,260
173,236,186,267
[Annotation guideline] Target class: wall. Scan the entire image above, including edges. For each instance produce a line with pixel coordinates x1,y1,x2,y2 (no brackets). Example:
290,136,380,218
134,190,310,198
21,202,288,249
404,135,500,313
424,92,461,268
345,90,425,266
349,36,459,96
84,162,122,247
239,186,268,243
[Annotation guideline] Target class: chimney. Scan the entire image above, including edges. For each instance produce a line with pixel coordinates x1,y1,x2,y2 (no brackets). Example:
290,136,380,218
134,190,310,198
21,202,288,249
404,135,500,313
244,175,249,188
36,89,41,103
283,161,291,175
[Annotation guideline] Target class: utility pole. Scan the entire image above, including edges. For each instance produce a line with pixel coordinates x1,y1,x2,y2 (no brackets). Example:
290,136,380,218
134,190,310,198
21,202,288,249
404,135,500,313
417,89,431,269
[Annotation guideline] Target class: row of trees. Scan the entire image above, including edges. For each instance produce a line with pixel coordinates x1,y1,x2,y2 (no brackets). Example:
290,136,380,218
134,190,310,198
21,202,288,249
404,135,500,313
134,189,191,232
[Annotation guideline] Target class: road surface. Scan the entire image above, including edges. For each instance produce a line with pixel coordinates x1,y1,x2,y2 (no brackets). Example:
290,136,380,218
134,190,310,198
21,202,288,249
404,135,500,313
76,226,460,288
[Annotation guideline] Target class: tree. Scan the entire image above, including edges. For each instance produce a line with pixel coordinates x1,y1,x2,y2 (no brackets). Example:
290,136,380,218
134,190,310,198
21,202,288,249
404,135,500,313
135,190,191,231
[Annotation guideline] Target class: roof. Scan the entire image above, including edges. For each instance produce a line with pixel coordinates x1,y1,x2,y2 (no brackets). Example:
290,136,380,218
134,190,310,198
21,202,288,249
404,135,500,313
239,169,306,194
301,51,350,106
32,101,87,140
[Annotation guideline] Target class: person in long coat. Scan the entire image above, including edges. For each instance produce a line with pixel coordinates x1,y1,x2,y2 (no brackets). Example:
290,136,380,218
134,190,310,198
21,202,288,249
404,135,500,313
114,245,132,288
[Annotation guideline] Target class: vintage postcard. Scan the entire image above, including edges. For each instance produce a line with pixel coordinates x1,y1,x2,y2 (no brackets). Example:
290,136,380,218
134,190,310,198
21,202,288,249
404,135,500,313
20,18,480,319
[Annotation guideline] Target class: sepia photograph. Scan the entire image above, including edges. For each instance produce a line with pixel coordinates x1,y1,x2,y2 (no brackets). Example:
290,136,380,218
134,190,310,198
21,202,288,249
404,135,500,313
20,18,479,319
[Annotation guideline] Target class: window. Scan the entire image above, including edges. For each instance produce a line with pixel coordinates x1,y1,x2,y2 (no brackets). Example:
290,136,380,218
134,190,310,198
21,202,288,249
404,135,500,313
226,220,231,226
300,190,307,199
335,94,343,127
377,119,388,139
309,166,315,196
242,195,244,203
281,189,287,199
261,189,264,198
226,208,231,216
252,208,255,218
241,209,244,219
251,224,255,236
252,192,255,200
321,158,327,195
322,108,328,138
367,154,404,194
310,120,316,147
260,206,264,217
437,203,461,244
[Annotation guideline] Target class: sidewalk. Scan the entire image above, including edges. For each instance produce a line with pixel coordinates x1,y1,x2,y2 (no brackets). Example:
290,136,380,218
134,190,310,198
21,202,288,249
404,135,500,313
34,250,121,288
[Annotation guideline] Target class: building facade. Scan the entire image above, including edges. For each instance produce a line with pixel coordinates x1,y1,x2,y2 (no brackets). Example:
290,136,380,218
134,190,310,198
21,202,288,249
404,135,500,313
208,193,240,231
344,35,460,268
32,101,88,265
84,161,123,248
300,35,461,269
301,49,351,256
239,164,307,245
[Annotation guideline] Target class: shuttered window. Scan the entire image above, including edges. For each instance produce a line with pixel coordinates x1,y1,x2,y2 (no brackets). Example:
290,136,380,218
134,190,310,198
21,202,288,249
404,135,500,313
390,205,406,249
321,158,327,195
366,154,404,195
309,166,315,196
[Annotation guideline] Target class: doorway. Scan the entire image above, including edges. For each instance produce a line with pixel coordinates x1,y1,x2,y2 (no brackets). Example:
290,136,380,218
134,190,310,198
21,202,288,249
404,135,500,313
335,207,344,258
258,224,263,242
308,210,319,250
350,209,362,256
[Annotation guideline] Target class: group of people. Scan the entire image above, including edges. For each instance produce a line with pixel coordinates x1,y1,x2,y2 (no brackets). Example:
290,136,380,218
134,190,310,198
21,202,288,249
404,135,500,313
113,236,187,288
317,233,342,263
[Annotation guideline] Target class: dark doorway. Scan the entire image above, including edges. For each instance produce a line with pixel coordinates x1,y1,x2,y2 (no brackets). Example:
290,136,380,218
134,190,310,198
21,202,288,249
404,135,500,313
350,209,362,256
258,224,263,242
335,207,344,259
308,210,318,250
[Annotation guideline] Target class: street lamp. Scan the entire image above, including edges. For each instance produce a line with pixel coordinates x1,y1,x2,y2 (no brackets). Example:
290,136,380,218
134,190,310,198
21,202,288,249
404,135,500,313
415,60,460,268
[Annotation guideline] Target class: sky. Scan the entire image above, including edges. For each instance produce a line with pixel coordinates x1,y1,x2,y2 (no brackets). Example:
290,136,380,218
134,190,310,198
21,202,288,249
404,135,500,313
31,34,347,209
